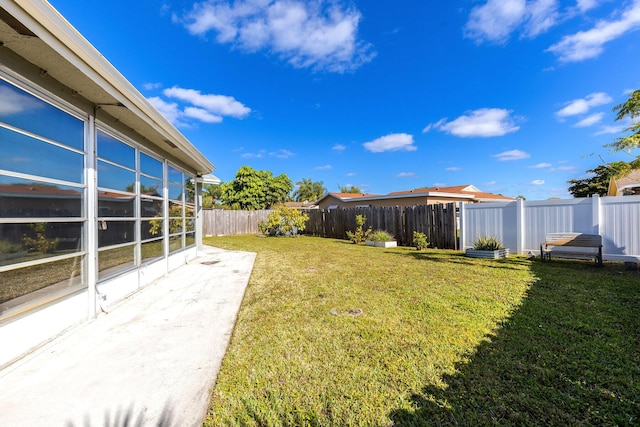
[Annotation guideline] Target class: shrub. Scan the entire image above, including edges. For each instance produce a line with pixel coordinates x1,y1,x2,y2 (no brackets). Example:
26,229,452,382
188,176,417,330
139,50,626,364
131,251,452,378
368,229,394,242
22,223,59,254
0,240,22,254
259,206,309,237
472,235,504,251
346,214,371,244
412,231,429,250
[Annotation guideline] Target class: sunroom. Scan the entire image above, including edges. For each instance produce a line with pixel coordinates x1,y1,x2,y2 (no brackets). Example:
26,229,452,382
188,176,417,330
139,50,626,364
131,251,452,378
0,0,217,367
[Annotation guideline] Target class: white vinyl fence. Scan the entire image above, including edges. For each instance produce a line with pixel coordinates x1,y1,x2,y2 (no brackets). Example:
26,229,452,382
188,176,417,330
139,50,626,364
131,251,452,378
460,195,640,262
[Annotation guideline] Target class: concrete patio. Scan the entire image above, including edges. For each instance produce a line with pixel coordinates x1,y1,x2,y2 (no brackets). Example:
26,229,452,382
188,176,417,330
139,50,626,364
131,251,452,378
0,246,256,427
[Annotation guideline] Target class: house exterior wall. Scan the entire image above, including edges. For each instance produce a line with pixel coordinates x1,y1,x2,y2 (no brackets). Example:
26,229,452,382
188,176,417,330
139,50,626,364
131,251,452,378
0,5,212,368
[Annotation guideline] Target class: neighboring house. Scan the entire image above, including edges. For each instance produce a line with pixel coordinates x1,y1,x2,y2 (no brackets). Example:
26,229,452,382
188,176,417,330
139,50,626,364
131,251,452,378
283,201,319,210
0,1,218,367
316,185,514,210
608,170,640,196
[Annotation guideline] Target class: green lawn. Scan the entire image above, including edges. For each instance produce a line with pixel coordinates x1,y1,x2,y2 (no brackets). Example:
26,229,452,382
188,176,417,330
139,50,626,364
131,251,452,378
203,235,640,426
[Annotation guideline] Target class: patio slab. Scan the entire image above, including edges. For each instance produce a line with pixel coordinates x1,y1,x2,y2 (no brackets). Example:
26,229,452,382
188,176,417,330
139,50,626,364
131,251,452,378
0,245,255,427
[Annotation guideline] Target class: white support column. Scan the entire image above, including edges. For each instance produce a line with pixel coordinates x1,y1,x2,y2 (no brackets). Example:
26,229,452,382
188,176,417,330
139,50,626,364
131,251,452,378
458,202,465,251
195,180,204,253
592,194,600,235
516,198,524,255
86,114,98,318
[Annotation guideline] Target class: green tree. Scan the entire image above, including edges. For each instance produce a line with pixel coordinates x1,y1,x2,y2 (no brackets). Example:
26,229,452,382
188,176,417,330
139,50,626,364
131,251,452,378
338,184,363,194
567,161,630,197
202,184,221,208
219,166,293,210
609,89,640,169
293,178,326,202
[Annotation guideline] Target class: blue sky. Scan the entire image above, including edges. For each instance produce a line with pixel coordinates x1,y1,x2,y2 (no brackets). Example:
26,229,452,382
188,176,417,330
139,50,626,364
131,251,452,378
49,0,640,200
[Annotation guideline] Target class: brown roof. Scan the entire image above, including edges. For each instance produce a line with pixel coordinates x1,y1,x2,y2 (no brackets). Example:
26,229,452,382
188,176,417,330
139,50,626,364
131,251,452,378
388,185,514,201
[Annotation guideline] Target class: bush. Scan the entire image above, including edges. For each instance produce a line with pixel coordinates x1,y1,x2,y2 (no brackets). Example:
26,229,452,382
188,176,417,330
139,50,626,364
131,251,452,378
22,223,59,254
472,235,504,251
346,214,371,244
412,231,429,250
259,206,309,237
0,240,23,254
368,229,394,242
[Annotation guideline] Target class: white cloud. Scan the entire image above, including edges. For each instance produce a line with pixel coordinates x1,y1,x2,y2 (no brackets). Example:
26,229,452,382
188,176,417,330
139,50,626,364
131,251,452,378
143,82,163,90
183,106,223,123
149,85,251,127
396,172,416,177
314,164,332,170
332,144,346,151
445,167,462,171
363,133,417,153
180,0,375,72
531,179,545,185
163,86,250,118
557,165,576,171
595,124,627,135
483,180,498,186
148,96,183,125
241,150,266,158
577,0,600,13
0,86,43,116
345,172,357,177
429,108,520,138
464,0,560,44
573,112,604,127
555,92,611,118
547,1,640,62
493,149,531,161
530,162,552,168
269,149,294,159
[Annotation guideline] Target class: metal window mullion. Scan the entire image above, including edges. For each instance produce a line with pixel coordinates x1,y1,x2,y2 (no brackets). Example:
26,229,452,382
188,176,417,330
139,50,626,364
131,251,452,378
0,122,85,155
0,251,87,273
135,147,141,269
86,114,98,318
0,217,86,224
0,169,85,189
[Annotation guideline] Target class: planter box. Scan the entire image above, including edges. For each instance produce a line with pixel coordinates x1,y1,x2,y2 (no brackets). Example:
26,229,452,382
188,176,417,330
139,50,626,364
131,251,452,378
366,240,398,248
466,248,509,259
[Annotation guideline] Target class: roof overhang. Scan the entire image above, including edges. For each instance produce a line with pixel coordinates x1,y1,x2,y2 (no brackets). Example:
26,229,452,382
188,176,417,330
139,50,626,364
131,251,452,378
0,0,214,175
342,192,475,202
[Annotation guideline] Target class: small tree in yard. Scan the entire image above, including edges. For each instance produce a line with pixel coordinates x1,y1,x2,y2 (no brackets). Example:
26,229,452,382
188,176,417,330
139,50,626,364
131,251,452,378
259,206,308,237
413,231,429,250
346,214,371,244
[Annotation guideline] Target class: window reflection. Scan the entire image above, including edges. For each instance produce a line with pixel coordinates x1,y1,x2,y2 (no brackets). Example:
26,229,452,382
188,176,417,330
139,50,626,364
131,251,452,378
0,256,83,310
140,175,162,197
185,233,195,248
168,166,182,185
97,221,134,247
141,197,162,217
141,219,163,240
98,244,134,278
97,161,135,193
98,192,135,217
168,184,182,201
0,176,83,218
0,79,84,150
0,222,82,267
0,126,84,183
141,239,163,262
169,235,182,253
140,152,163,179
97,131,135,169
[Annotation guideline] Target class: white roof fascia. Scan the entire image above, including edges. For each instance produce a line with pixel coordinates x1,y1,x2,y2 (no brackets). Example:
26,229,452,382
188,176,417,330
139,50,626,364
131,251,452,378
4,0,214,174
343,192,475,202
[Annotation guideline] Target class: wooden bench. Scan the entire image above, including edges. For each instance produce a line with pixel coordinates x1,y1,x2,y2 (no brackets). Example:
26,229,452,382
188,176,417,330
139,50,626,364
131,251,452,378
540,232,603,266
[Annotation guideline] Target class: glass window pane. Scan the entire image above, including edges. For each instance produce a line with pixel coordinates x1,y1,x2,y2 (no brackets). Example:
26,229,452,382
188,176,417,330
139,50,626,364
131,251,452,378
0,222,82,267
169,235,182,253
140,175,162,197
169,201,183,217
167,217,183,234
98,220,134,247
0,176,83,218
140,153,163,179
186,217,195,232
98,244,134,278
97,131,135,169
0,126,84,183
98,192,135,218
141,197,163,218
97,161,135,193
185,204,195,218
186,188,195,204
0,255,83,308
185,232,195,248
168,165,181,185
0,79,84,150
141,219,163,240
141,239,163,263
168,184,182,201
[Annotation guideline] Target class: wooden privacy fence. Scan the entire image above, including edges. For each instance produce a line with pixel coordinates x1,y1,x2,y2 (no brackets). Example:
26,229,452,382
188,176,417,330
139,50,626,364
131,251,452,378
203,209,271,236
304,204,457,249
